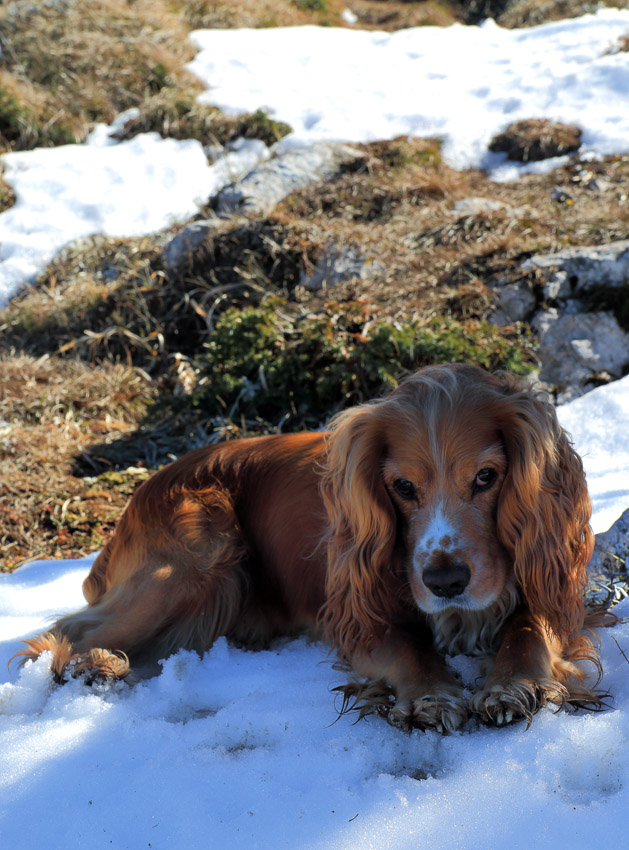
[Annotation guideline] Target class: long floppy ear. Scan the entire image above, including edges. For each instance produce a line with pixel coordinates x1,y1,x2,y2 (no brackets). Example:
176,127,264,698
318,403,398,657
495,384,594,642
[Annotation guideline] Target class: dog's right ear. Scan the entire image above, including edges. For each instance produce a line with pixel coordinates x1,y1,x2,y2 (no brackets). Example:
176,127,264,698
318,403,397,656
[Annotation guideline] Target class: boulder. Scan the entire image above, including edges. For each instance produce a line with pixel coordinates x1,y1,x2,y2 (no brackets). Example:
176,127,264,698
586,508,629,610
300,244,384,291
532,309,629,390
521,240,629,293
163,219,222,274
496,282,537,323
217,142,363,217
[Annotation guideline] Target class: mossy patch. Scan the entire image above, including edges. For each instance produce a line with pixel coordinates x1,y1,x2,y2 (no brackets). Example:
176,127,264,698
173,297,534,432
0,84,76,151
113,96,292,147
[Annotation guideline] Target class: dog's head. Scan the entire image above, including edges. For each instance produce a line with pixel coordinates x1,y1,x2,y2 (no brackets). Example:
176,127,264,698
320,364,593,654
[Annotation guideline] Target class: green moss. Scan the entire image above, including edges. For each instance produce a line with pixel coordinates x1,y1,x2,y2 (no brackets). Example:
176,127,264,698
0,86,24,144
293,0,329,11
375,138,442,171
0,84,76,150
240,108,292,146
113,99,291,148
181,297,533,430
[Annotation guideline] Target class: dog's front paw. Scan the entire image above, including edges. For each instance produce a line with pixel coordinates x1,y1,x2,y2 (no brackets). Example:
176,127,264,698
65,648,132,685
470,678,569,728
389,692,468,733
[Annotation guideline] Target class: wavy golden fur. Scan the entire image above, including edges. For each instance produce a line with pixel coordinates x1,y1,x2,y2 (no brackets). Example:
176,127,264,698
15,364,601,731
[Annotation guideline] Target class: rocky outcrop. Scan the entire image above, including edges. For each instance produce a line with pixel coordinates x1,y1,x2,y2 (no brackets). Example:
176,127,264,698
522,240,629,293
300,245,384,291
532,309,629,399
491,239,629,399
216,142,363,217
586,508,629,610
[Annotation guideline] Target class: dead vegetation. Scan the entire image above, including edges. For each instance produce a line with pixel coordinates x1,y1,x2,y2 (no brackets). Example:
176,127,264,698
489,119,582,163
1,1,629,568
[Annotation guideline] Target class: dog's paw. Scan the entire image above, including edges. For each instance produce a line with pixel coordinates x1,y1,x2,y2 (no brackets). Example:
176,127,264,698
470,678,569,728
388,692,468,733
65,648,132,684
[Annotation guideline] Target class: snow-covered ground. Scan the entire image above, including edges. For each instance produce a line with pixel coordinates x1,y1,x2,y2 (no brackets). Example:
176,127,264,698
1,375,629,850
2,8,629,305
189,8,629,174
0,126,269,306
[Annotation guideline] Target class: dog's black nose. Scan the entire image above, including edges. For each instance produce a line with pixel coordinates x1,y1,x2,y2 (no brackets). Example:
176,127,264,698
423,562,471,598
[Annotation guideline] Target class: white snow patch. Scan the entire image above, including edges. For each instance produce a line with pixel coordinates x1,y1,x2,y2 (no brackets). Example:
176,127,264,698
188,9,629,173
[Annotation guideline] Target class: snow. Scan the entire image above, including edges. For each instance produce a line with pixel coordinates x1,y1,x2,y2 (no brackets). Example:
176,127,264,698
0,127,269,306
2,9,629,304
1,375,629,849
188,8,629,175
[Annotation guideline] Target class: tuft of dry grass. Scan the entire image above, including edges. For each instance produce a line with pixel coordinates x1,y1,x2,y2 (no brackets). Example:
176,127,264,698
0,163,15,212
489,119,582,163
111,93,293,147
466,0,629,27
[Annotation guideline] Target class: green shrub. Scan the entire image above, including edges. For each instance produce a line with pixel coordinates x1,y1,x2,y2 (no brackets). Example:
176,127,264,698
185,298,533,429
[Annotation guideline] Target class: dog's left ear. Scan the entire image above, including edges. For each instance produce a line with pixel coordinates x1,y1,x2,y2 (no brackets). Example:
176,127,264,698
318,403,397,657
495,384,594,641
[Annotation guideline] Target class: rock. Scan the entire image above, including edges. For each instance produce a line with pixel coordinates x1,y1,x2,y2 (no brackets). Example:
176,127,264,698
163,219,222,274
217,142,363,217
542,270,572,301
300,245,384,291
497,283,537,322
531,309,629,390
586,508,629,610
521,240,629,293
453,197,512,216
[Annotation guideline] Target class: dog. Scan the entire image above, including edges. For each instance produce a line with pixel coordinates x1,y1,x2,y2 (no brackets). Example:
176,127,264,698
16,363,601,731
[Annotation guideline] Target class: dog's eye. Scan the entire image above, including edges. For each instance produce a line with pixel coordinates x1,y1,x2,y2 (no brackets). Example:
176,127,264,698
393,478,417,501
474,467,497,492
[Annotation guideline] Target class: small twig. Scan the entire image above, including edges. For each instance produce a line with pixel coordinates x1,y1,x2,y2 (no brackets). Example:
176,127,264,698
612,635,629,665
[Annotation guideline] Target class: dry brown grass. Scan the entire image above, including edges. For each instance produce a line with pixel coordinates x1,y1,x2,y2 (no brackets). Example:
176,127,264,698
495,0,629,28
0,0,205,149
489,119,582,163
0,354,154,569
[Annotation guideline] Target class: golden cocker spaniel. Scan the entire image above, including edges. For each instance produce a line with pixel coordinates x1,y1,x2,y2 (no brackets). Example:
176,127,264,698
17,364,601,731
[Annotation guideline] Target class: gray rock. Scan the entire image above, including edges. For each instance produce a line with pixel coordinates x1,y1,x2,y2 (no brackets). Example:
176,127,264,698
586,508,629,610
543,270,572,301
532,309,629,389
217,142,363,217
522,240,629,293
453,197,512,216
497,283,537,322
163,219,222,274
300,245,384,291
